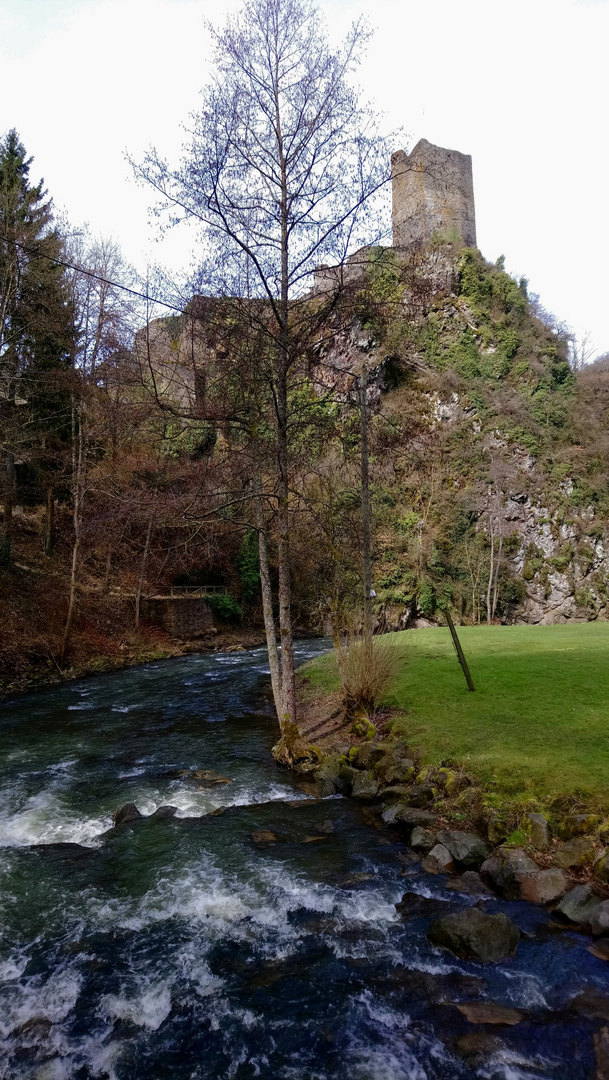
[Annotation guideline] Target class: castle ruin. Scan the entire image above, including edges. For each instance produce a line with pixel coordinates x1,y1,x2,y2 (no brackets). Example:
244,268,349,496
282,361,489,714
391,138,476,249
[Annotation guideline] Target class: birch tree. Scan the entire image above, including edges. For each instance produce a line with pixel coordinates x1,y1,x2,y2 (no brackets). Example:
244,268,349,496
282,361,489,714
133,0,391,735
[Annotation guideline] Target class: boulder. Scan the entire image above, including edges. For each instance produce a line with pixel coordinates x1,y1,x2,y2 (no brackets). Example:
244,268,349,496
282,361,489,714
526,813,550,852
384,763,417,786
428,907,520,962
590,902,609,938
114,803,143,825
381,805,437,828
486,816,508,846
351,771,380,799
395,891,455,920
353,742,387,770
437,830,492,868
558,814,599,841
151,805,179,819
314,754,343,794
374,748,416,784
518,869,568,904
480,848,539,900
337,764,360,795
403,784,435,808
554,835,597,869
410,826,436,851
446,871,492,897
422,844,456,874
596,853,609,882
382,785,417,799
556,884,602,927
595,1027,609,1080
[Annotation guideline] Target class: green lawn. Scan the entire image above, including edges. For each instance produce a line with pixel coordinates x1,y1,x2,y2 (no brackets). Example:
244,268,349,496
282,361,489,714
303,624,609,800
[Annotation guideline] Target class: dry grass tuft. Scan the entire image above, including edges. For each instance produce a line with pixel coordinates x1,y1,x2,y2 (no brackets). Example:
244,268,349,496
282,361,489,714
336,634,406,718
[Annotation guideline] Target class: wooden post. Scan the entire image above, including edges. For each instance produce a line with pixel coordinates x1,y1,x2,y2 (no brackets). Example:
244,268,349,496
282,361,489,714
445,609,475,692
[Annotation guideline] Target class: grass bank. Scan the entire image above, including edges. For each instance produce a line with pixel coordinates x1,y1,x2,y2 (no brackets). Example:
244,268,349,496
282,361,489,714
300,623,609,802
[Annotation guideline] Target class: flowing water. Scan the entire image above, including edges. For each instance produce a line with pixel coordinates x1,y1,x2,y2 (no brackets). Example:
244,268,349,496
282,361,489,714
0,641,607,1079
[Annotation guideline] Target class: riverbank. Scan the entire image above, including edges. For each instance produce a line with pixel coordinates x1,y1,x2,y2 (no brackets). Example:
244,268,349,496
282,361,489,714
291,625,609,937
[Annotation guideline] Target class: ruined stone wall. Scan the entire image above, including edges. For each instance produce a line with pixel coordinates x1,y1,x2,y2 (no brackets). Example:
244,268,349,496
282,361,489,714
392,139,476,249
140,597,214,638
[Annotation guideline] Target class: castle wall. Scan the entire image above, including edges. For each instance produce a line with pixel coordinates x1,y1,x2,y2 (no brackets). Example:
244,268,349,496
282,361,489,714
392,139,476,249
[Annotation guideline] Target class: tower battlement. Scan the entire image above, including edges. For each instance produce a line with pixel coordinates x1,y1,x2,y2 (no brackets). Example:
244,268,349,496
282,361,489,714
392,139,476,249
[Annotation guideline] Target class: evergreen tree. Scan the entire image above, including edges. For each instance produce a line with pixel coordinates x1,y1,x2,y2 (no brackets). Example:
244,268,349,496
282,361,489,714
0,130,74,563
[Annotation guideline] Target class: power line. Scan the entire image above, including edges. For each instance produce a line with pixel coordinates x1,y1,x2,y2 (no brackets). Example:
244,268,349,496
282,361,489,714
1,234,190,317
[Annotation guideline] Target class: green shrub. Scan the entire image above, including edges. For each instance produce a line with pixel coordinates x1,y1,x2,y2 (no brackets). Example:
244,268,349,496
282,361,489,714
206,593,243,622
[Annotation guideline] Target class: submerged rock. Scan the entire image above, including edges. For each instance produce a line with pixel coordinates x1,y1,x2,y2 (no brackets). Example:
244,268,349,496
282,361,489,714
446,872,492,897
455,1001,525,1025
428,907,520,962
436,830,491,868
395,891,456,921
454,1032,505,1068
251,830,278,844
114,803,143,825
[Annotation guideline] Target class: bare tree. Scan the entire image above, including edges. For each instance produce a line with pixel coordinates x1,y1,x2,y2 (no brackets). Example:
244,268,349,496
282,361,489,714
133,0,392,737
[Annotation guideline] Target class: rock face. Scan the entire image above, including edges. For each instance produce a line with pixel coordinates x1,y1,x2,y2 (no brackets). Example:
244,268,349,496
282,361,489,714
428,907,520,962
480,848,538,900
436,830,492,868
114,803,143,825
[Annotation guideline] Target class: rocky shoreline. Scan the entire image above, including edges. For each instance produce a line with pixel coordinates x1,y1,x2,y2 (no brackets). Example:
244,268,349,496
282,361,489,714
303,737,609,960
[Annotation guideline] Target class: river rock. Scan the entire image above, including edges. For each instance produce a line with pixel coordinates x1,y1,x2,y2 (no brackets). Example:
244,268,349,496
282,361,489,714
402,784,434,808
558,814,599,840
454,1033,505,1068
374,748,416,785
518,868,568,904
428,907,520,962
436,830,492,868
480,848,538,900
151,805,179,819
590,902,609,937
526,813,551,852
381,804,437,828
595,853,609,882
251,830,278,844
556,884,601,927
114,803,143,825
395,891,455,920
422,843,456,874
589,939,609,963
353,742,387,770
486,815,508,846
456,1002,525,1025
351,771,380,799
570,990,609,1021
446,872,492,897
337,764,360,795
410,826,436,851
595,1027,609,1080
554,835,597,869
314,754,343,794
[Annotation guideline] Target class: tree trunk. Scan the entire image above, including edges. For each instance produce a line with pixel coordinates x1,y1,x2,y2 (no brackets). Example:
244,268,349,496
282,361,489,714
360,366,373,642
44,484,55,557
486,518,495,626
276,407,295,728
135,520,152,628
0,450,15,566
491,533,503,620
61,400,85,664
255,489,282,719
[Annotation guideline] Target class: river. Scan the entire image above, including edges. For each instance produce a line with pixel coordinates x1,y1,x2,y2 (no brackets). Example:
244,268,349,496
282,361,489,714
0,641,606,1079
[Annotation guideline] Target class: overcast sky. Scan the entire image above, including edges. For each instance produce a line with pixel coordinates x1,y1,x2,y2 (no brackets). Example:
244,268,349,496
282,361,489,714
1,0,608,354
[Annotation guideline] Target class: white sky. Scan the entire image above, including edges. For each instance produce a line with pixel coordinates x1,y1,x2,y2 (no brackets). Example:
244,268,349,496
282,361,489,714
1,0,608,354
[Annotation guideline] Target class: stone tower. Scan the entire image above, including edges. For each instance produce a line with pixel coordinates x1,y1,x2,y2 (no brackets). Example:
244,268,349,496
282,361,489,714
391,138,476,249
